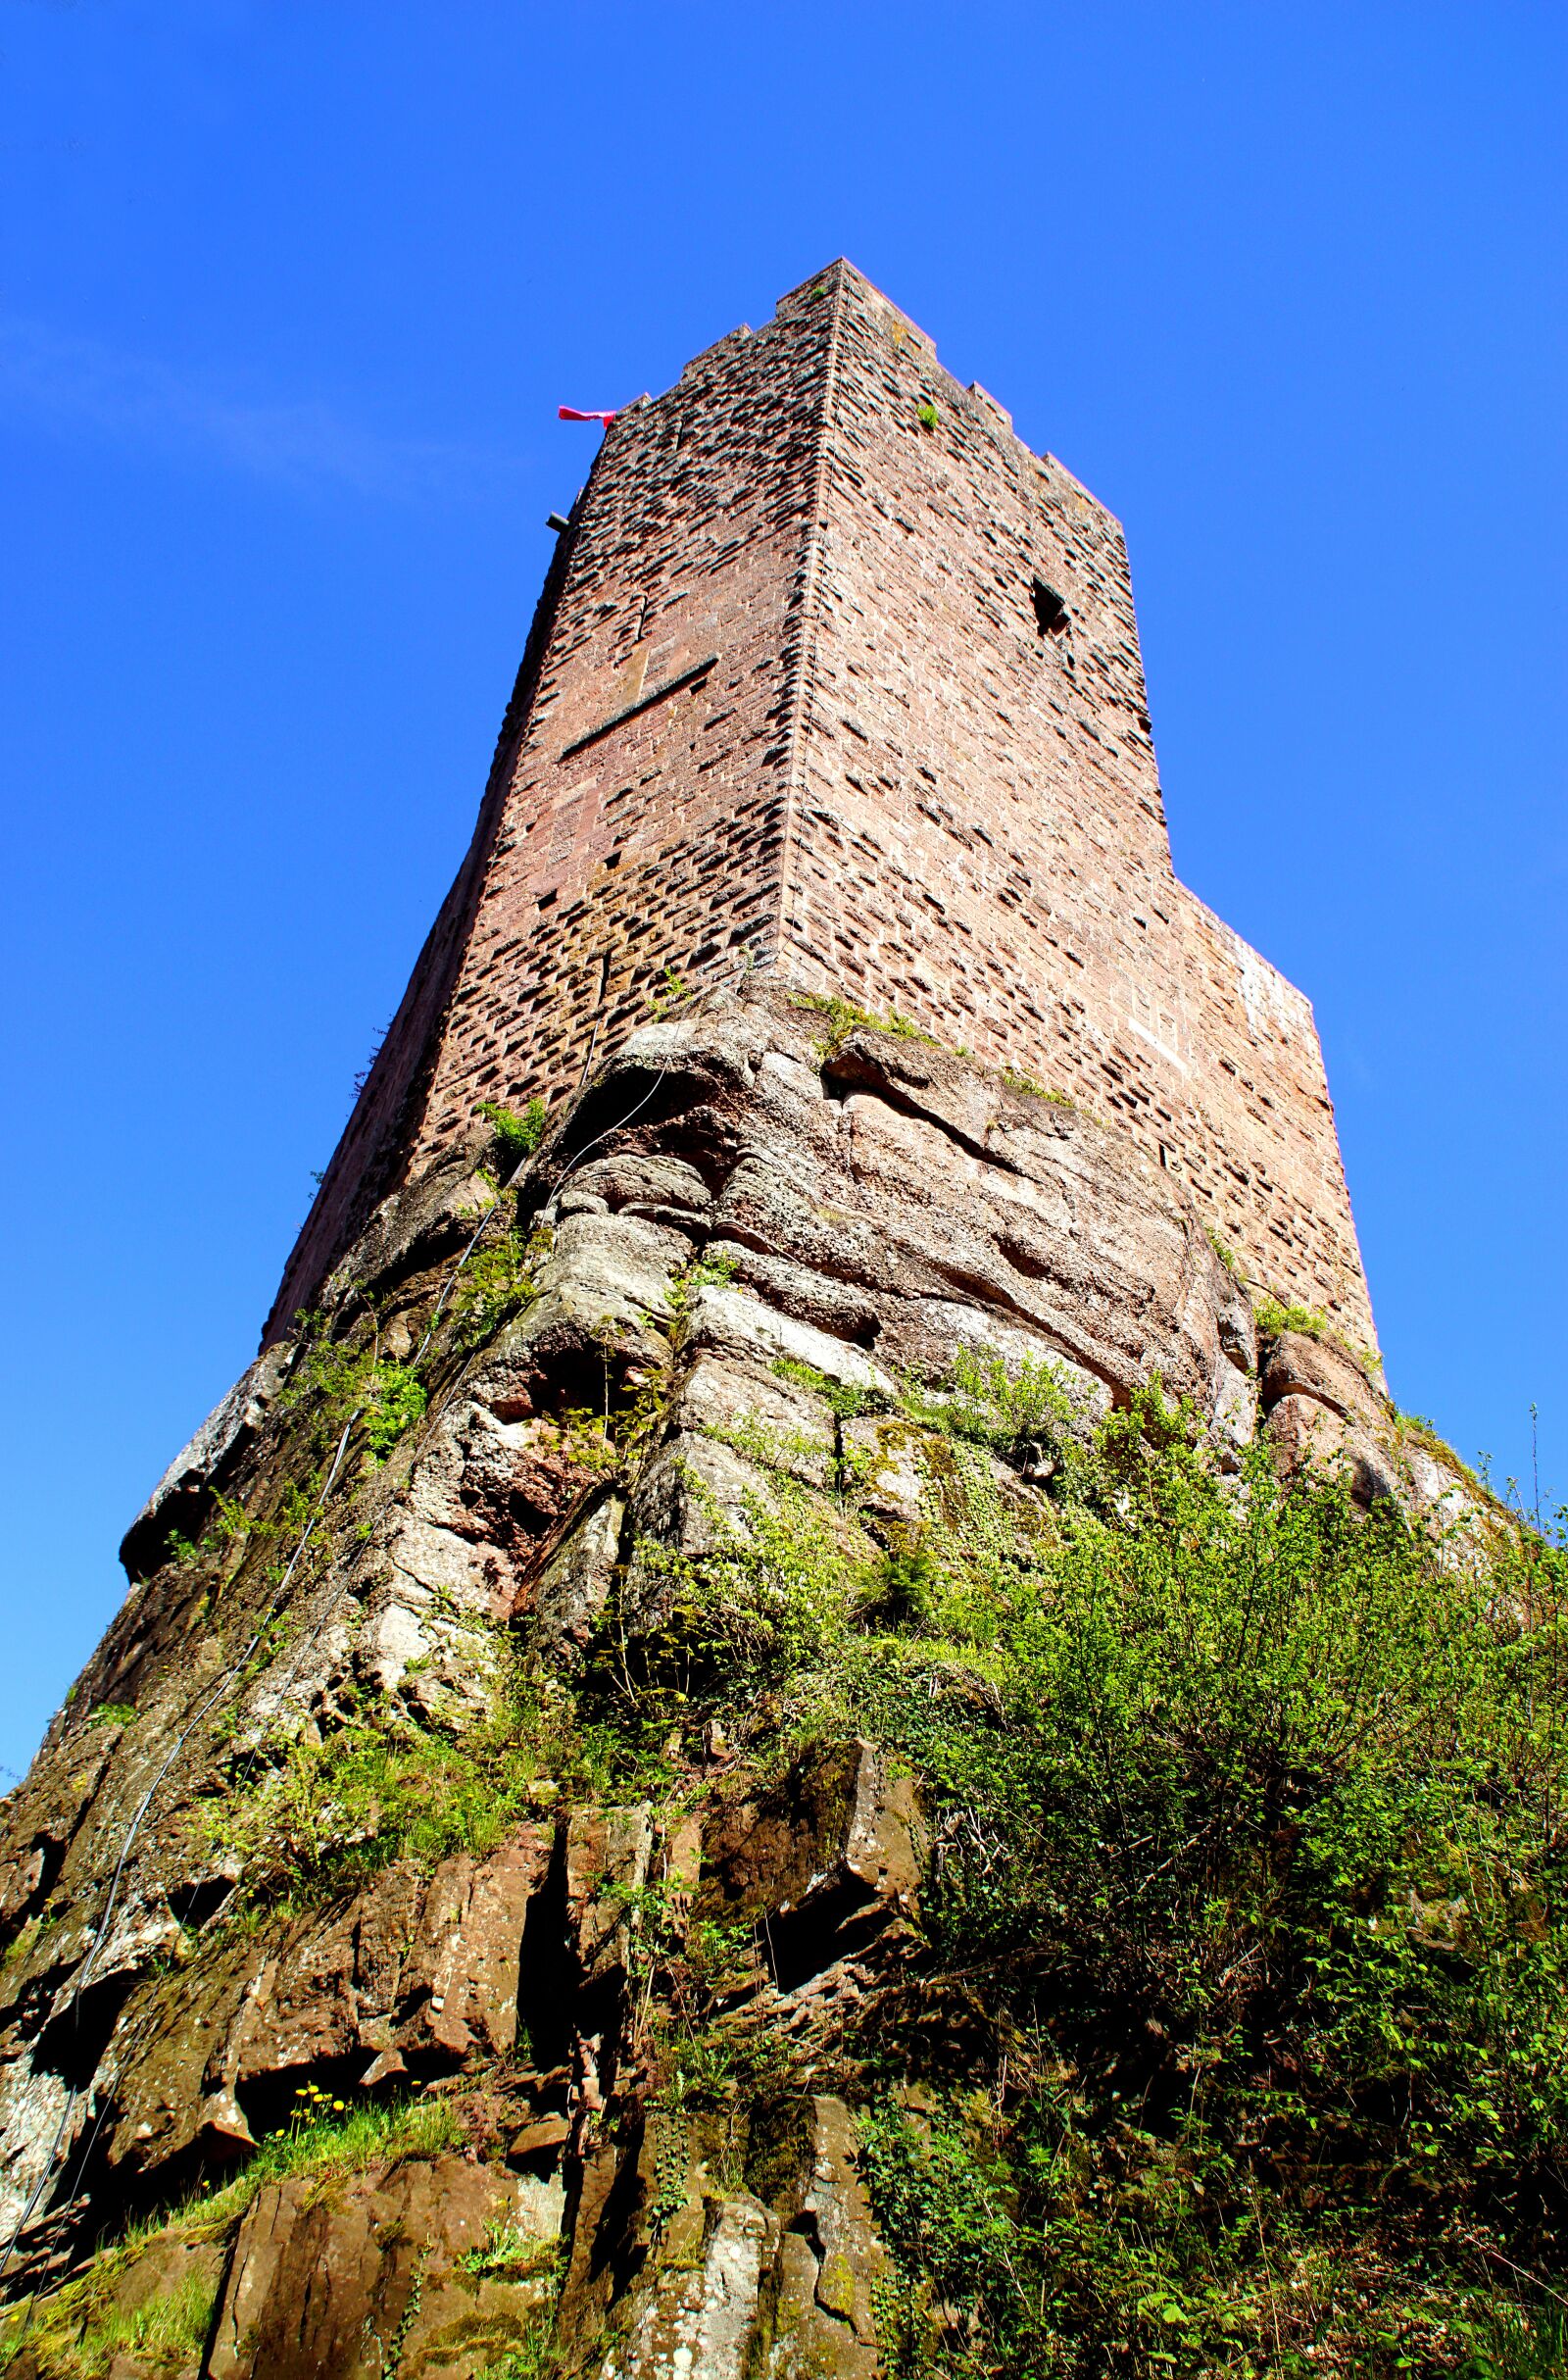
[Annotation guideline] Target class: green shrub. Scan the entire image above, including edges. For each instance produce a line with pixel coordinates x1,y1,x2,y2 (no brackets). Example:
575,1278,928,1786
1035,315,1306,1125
1253,1291,1330,1339
571,1383,1563,2372
453,1222,549,1350
478,1097,549,1175
838,1413,1565,2373
207,1693,564,1904
906,1344,1075,1463
360,1363,426,1462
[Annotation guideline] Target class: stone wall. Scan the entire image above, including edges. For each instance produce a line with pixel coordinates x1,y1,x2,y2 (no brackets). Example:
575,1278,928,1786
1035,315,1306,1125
266,260,1374,1353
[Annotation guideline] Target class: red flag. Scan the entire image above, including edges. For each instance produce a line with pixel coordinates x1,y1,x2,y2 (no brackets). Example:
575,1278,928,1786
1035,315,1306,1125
558,397,647,426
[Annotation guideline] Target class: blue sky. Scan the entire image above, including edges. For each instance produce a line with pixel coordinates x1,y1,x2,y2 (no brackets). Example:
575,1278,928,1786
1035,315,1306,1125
2,1,1563,1778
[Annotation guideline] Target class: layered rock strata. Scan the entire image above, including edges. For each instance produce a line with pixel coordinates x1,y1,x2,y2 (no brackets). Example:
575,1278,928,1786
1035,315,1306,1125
0,985,1467,2377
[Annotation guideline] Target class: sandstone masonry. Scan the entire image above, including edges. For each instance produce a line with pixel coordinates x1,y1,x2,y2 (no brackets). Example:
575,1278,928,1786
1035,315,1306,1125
269,259,1375,1352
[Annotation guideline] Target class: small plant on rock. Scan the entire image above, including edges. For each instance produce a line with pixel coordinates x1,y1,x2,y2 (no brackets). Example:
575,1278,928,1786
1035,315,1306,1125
478,1097,550,1177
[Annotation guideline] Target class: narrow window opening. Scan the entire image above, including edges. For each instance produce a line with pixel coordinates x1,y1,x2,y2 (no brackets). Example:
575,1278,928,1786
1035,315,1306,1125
537,888,558,911
1031,578,1070,639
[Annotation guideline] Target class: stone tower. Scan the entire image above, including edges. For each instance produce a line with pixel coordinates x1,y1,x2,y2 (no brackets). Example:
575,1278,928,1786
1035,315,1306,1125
271,257,1373,1350
14,270,1509,2380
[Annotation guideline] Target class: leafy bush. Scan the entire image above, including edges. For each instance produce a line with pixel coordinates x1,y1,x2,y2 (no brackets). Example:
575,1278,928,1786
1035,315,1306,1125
86,1702,136,1729
1253,1291,1331,1340
453,1222,549,1350
575,1383,1564,2372
360,1363,426,1462
841,1412,1565,2374
478,1096,549,1175
278,1329,428,1465
907,1344,1076,1463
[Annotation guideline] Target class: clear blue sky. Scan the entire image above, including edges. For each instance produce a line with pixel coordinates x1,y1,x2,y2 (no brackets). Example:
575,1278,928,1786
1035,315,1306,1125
2,2,1563,1779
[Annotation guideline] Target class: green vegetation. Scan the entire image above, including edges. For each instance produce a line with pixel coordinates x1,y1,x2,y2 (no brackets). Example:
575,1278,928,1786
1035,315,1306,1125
453,1218,551,1350
1000,1066,1074,1108
460,2222,563,2284
916,401,941,431
1394,1408,1507,1513
206,1690,567,1905
84,1082,1564,2380
663,1246,739,1336
243,2084,461,2200
770,1354,880,1420
1252,1291,1332,1340
571,1371,1564,2375
85,1701,136,1729
467,2240,566,2379
1205,1223,1245,1279
361,1364,427,1462
903,1342,1075,1463
478,1096,550,1176
278,1327,429,1469
0,2262,220,2380
648,964,692,1016
790,989,940,1058
0,2096,458,2380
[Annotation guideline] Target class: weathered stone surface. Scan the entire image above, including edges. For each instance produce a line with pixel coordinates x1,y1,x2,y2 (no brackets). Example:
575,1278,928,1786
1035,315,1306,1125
1263,1393,1399,1510
530,1487,628,1650
598,2191,779,2380
756,2097,888,2379
700,1742,922,1989
207,2154,554,2380
105,1832,548,2188
683,1279,895,1404
119,1341,293,1584
841,1414,931,1526
1261,1328,1383,1428
565,1804,655,1989
665,1355,836,1489
0,985,1389,2362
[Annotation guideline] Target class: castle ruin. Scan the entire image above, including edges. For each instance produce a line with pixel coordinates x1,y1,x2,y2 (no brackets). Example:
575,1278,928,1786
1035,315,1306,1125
272,259,1373,1355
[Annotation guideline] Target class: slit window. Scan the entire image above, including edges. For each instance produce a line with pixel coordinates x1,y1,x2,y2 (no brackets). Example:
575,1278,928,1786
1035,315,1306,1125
1031,578,1070,639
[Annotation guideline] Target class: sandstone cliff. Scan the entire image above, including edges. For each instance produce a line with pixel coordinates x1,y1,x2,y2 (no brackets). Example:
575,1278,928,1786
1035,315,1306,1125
0,986,1544,2379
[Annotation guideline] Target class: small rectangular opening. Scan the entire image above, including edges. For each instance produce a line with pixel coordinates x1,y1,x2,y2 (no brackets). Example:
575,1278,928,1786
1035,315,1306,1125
1032,578,1070,638
537,888,558,911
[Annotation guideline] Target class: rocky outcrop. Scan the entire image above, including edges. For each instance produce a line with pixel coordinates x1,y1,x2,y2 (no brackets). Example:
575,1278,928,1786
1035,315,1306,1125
0,983,1488,2374
207,2155,557,2380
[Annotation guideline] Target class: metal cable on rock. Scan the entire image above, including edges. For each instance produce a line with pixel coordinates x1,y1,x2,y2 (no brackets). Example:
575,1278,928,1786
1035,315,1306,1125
0,1022,684,2275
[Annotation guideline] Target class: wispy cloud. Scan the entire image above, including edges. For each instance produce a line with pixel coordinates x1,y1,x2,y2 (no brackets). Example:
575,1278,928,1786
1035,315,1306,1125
0,316,529,499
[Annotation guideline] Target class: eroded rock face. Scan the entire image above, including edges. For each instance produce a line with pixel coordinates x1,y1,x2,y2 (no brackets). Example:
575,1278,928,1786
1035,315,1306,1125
0,985,1479,2371
207,2154,555,2380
